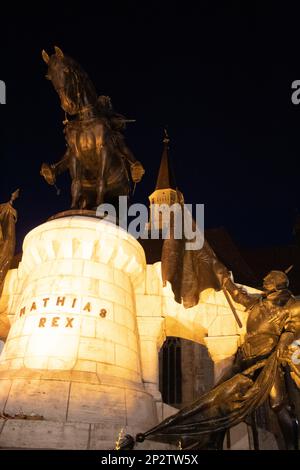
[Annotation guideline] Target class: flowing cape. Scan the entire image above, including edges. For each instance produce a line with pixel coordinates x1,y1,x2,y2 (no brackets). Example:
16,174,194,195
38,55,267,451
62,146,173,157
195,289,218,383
140,352,278,446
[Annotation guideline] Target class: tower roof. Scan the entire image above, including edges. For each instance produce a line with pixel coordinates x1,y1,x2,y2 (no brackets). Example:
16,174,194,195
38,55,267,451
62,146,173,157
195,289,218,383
155,130,177,190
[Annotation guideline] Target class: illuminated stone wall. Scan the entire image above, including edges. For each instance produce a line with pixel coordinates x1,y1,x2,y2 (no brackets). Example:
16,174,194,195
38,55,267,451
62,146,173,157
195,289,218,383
0,216,260,449
0,216,158,448
135,262,259,392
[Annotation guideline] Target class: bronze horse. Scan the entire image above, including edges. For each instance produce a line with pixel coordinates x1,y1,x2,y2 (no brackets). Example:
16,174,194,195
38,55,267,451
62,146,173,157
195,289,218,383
41,46,144,210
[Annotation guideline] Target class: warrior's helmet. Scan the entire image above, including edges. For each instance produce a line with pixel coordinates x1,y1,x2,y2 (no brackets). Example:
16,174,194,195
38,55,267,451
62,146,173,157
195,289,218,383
263,270,289,291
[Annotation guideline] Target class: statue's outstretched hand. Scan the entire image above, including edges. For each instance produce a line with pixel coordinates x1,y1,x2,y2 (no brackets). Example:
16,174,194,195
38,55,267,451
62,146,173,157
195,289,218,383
277,332,295,360
214,260,232,288
130,161,145,183
40,163,56,186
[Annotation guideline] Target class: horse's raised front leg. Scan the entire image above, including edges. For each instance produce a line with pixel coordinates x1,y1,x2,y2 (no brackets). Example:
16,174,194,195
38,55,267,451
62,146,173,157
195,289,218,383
70,156,82,209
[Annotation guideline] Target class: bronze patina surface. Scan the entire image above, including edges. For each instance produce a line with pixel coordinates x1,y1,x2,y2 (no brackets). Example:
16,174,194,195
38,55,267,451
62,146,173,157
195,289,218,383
40,47,145,210
121,269,300,450
0,190,19,340
0,190,19,296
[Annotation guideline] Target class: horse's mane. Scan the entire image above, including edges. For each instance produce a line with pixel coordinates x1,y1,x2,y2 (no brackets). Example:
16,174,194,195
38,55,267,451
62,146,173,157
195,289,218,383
63,55,98,110
63,56,127,131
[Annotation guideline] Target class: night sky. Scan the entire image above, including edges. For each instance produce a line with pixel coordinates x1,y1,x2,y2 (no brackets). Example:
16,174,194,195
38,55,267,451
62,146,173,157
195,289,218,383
1,3,300,252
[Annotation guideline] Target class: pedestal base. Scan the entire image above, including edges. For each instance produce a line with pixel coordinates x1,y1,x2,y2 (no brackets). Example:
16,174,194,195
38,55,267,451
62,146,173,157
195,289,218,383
0,215,159,449
0,368,158,449
0,419,173,450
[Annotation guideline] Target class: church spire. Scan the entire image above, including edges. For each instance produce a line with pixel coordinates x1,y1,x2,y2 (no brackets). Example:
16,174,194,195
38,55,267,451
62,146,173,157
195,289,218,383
148,130,182,231
155,129,177,190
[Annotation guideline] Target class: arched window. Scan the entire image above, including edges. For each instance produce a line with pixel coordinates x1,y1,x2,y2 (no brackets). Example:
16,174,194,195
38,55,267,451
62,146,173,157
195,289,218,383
159,337,214,409
159,337,182,407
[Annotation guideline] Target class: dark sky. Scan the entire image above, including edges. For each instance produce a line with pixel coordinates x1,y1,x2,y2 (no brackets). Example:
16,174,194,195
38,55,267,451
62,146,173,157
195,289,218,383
1,2,300,252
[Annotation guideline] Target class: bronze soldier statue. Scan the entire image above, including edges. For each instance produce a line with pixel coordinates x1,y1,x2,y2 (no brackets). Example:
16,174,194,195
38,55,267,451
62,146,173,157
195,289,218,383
213,268,299,449
120,269,300,450
0,190,19,294
0,190,19,340
40,47,144,209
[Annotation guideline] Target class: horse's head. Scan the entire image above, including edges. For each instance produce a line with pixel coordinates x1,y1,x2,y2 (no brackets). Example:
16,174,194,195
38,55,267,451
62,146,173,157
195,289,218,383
42,46,97,116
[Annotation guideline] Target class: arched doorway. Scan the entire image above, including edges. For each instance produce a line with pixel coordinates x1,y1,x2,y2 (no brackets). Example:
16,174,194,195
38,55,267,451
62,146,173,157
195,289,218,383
159,337,214,408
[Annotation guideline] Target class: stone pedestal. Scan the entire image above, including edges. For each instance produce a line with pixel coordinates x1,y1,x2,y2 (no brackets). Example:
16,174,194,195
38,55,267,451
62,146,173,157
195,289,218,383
0,215,158,449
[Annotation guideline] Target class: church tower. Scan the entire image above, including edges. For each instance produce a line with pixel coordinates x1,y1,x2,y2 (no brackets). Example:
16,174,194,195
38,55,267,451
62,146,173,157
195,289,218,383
148,130,182,230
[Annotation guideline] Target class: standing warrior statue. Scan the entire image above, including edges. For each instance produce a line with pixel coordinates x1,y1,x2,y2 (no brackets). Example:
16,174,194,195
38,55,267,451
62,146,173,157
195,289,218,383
40,46,145,210
119,201,298,450
0,190,19,340
121,268,300,450
0,190,19,295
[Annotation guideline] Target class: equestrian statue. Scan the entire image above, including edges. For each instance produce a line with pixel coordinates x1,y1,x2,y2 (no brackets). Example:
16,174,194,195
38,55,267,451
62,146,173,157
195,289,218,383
40,46,145,210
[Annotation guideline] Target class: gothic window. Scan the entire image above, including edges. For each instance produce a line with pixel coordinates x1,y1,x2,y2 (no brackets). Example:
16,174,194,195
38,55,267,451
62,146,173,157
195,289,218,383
159,337,182,407
159,337,214,409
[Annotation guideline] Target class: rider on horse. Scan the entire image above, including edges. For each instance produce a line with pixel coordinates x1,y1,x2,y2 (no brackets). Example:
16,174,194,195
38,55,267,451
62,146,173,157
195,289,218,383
40,47,144,209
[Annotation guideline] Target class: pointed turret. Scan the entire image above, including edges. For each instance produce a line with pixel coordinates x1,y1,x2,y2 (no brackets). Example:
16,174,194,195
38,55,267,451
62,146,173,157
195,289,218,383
148,130,182,231
155,130,177,190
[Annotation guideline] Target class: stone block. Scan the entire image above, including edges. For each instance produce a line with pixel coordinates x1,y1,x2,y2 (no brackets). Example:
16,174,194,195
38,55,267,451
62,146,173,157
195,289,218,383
115,344,140,373
9,358,25,370
83,261,114,283
81,317,96,338
114,304,136,330
3,335,29,360
135,294,162,317
78,337,115,364
125,389,157,427
96,363,141,384
127,330,139,353
73,360,97,373
207,314,238,337
50,259,85,277
0,379,11,410
146,265,161,295
67,382,126,423
6,317,25,339
89,422,127,450
98,281,126,306
22,315,42,335
80,296,113,318
5,378,70,421
125,292,134,310
0,420,90,449
25,332,79,370
199,303,218,329
113,269,132,293
162,295,181,317
95,319,132,349
204,335,239,363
